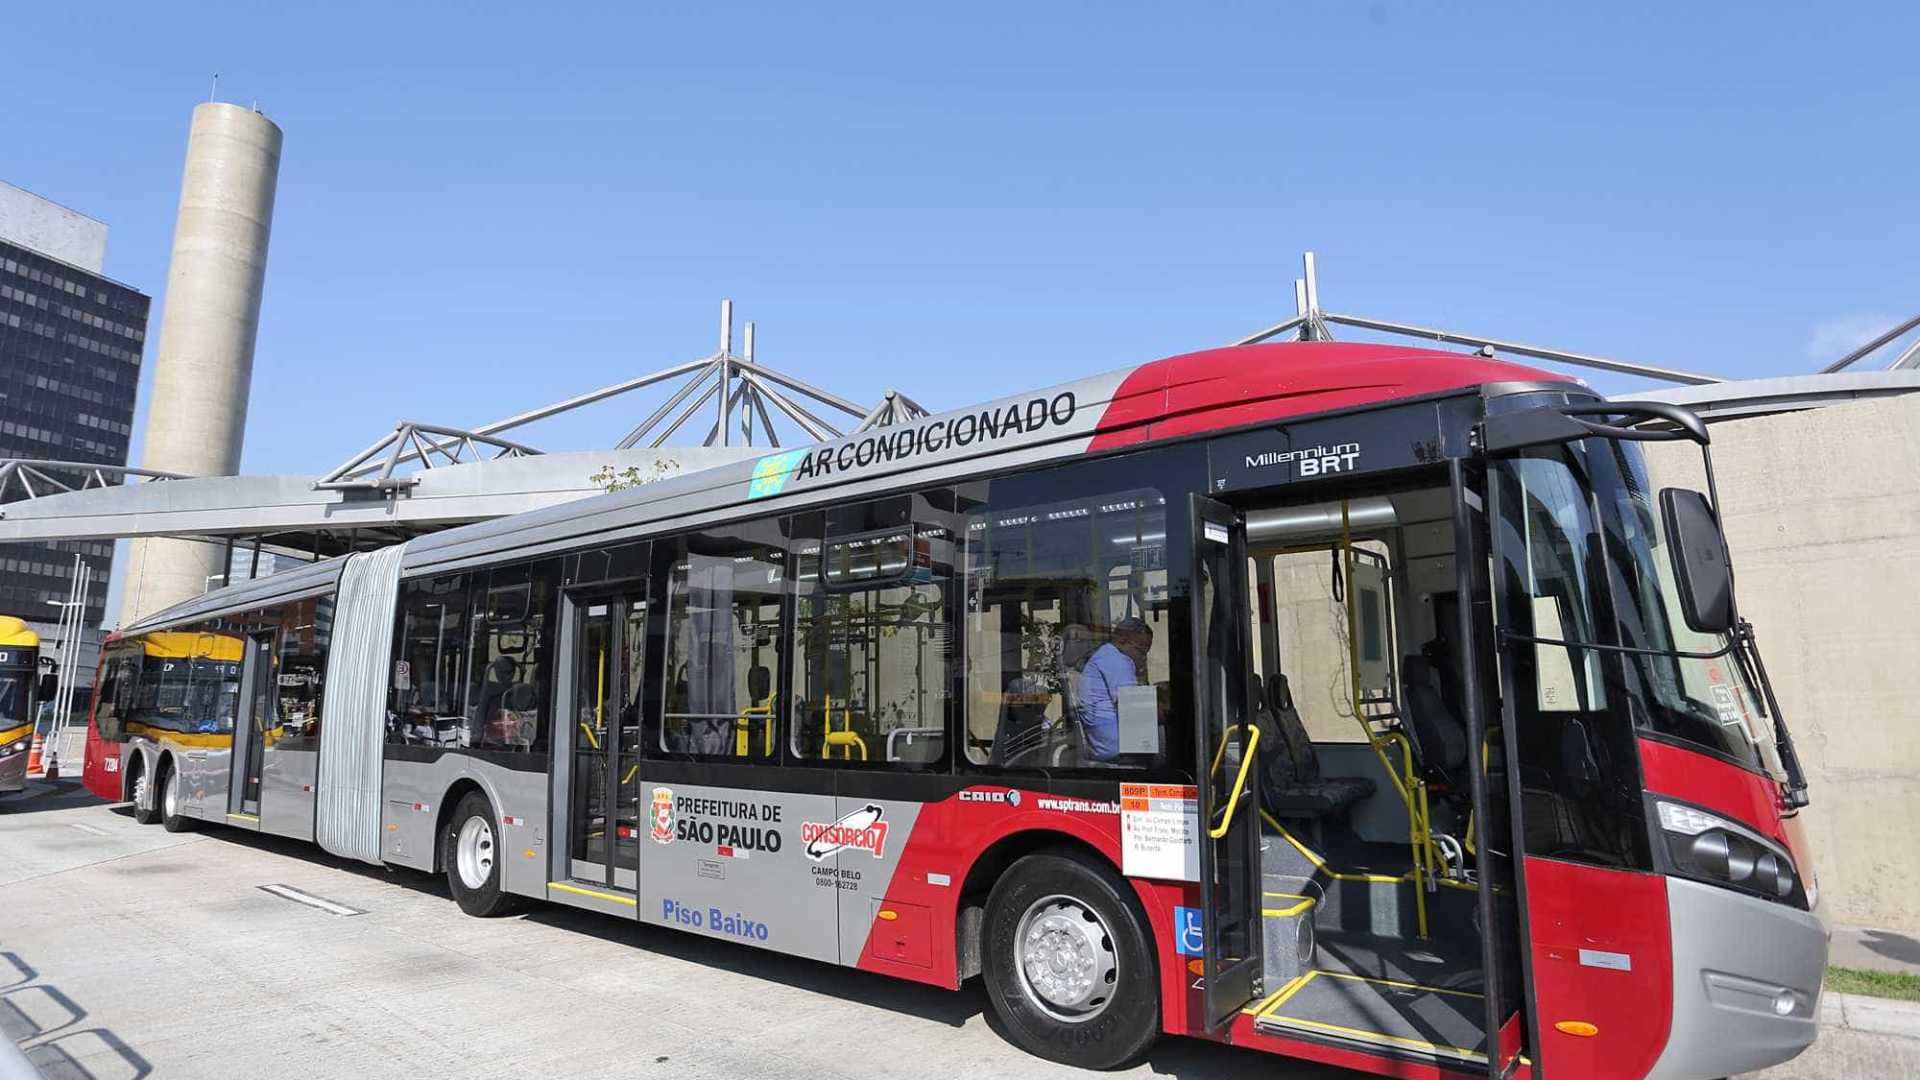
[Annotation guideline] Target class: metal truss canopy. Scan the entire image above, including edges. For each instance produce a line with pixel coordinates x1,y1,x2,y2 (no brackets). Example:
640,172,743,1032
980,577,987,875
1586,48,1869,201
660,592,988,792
315,422,543,491
313,300,929,494
0,459,186,504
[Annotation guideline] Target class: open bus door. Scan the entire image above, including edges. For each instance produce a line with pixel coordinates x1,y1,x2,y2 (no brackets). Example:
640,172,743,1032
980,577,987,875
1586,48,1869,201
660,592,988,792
1449,458,1534,1077
1189,494,1264,1027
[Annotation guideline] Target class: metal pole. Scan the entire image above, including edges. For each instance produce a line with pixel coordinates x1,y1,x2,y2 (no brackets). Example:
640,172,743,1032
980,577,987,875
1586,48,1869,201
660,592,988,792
59,562,92,761
1230,313,1308,347
1302,252,1320,316
615,363,720,450
1821,313,1920,373
44,557,82,776
1322,312,1725,385
742,323,757,445
749,386,781,447
732,360,869,419
740,370,840,440
1888,334,1920,371
718,301,735,448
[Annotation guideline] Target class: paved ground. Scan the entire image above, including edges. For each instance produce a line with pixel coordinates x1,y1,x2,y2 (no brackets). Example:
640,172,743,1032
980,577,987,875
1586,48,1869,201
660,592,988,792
4,778,1915,1080
0,780,1358,1080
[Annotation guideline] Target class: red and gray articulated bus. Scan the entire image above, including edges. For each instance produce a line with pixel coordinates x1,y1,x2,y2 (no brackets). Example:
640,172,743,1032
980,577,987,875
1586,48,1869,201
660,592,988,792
84,341,1825,1078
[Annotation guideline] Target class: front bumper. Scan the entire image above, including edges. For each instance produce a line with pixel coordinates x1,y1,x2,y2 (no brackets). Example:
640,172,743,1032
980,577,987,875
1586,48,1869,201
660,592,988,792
1648,875,1830,1079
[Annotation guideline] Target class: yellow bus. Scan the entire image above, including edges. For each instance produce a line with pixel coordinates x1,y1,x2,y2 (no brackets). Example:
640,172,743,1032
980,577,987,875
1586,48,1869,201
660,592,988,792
0,616,42,796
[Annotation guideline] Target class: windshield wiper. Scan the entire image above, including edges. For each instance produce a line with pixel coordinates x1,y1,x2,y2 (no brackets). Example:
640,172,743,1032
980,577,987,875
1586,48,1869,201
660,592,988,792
1730,617,1810,810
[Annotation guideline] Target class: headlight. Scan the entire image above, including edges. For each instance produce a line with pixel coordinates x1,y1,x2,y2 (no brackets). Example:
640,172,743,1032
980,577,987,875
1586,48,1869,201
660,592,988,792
1654,798,1804,907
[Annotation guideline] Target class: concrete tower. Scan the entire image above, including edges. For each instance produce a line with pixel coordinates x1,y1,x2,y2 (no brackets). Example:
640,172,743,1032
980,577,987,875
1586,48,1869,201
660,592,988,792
120,102,282,624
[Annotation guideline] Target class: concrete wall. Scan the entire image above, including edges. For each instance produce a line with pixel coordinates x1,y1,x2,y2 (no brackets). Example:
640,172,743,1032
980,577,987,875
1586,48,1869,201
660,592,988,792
0,180,107,273
122,103,283,624
1643,393,1920,931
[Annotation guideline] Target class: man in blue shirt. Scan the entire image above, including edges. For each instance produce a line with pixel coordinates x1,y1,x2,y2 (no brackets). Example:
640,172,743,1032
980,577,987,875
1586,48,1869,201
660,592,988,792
1078,617,1153,762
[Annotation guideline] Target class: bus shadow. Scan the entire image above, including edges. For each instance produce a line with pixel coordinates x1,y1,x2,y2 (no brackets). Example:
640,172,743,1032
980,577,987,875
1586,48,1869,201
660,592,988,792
0,950,153,1080
1,777,108,815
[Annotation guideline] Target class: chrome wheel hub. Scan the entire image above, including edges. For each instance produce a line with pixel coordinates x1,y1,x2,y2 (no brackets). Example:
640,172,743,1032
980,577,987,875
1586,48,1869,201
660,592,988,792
456,816,496,890
1014,894,1118,1022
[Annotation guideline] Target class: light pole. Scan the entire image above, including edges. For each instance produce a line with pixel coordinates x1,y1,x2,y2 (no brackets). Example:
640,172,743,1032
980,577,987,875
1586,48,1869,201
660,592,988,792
41,583,86,779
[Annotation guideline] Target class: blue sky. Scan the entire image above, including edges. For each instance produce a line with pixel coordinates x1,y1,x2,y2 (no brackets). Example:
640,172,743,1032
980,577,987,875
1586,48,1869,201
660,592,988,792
6,4,1918,480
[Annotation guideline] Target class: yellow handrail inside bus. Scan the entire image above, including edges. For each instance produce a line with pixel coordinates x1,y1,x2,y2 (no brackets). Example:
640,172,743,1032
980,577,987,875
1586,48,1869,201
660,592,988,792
1209,725,1261,839
820,695,868,761
1341,501,1433,938
735,697,775,757
579,646,606,751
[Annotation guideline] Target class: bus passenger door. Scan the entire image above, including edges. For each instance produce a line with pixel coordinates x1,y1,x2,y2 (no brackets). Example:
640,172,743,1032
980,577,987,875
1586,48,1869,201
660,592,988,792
563,592,647,895
229,630,274,819
1190,494,1263,1026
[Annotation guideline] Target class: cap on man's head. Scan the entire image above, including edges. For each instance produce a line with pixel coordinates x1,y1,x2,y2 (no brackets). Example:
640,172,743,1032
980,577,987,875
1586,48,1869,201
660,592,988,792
1113,616,1151,637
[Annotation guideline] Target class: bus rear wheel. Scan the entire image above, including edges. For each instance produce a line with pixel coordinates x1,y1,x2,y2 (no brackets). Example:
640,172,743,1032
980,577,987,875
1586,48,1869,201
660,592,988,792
444,791,523,918
131,758,160,825
982,849,1160,1069
159,767,193,833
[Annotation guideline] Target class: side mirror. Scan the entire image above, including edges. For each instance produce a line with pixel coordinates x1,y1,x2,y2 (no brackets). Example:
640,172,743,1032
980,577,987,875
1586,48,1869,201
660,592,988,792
1659,488,1734,633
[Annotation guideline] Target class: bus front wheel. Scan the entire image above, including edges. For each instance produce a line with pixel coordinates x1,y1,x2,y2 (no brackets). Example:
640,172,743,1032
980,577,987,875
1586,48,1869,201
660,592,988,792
444,791,523,918
982,849,1160,1069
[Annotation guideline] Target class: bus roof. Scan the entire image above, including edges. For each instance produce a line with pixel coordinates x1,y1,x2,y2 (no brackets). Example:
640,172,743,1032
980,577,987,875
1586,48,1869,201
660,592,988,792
127,630,246,661
0,616,39,649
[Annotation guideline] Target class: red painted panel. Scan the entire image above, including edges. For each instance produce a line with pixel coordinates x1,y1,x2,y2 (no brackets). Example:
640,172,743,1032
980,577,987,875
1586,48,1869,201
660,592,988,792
1524,857,1672,1077
865,899,933,969
1637,737,1791,849
853,786,1130,989
1088,342,1571,452
80,650,120,802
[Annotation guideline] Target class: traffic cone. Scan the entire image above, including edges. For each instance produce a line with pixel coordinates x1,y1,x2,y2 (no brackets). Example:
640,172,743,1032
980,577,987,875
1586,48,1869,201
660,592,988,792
26,732,44,777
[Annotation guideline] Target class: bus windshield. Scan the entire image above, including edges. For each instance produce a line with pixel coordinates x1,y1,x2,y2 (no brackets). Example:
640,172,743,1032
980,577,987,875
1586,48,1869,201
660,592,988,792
1495,437,1786,781
0,671,30,727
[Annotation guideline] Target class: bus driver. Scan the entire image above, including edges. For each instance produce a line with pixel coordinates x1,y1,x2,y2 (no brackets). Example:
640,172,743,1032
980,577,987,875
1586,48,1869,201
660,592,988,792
1078,617,1151,762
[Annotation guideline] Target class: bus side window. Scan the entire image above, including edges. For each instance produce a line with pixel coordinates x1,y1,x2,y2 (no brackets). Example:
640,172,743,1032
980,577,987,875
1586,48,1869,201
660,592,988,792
657,522,786,762
962,482,1171,771
464,561,559,754
788,492,956,771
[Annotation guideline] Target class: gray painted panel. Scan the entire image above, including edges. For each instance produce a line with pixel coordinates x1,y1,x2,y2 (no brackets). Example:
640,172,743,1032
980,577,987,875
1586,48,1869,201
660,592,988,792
831,796,921,968
317,544,405,864
638,779,840,964
379,757,443,871
175,745,233,824
378,753,549,893
259,745,316,841
1646,876,1827,1079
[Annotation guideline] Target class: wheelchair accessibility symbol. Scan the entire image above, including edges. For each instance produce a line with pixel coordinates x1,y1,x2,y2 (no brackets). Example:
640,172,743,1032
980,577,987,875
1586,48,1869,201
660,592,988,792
1174,906,1204,957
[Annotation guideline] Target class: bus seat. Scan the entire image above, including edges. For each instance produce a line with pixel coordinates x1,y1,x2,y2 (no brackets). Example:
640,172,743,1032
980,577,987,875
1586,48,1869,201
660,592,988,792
1400,655,1469,783
1256,674,1374,820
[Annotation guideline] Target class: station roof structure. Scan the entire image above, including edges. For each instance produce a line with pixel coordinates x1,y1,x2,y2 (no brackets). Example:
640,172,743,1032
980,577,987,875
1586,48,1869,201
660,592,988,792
0,301,927,560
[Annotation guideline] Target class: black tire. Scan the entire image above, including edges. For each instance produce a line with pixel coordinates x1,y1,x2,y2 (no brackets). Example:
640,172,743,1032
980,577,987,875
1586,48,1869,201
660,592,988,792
131,757,160,825
444,791,523,917
159,767,193,833
982,849,1161,1069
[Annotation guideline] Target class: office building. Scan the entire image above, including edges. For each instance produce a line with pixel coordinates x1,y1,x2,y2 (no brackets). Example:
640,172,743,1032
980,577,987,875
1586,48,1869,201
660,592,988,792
0,181,151,628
